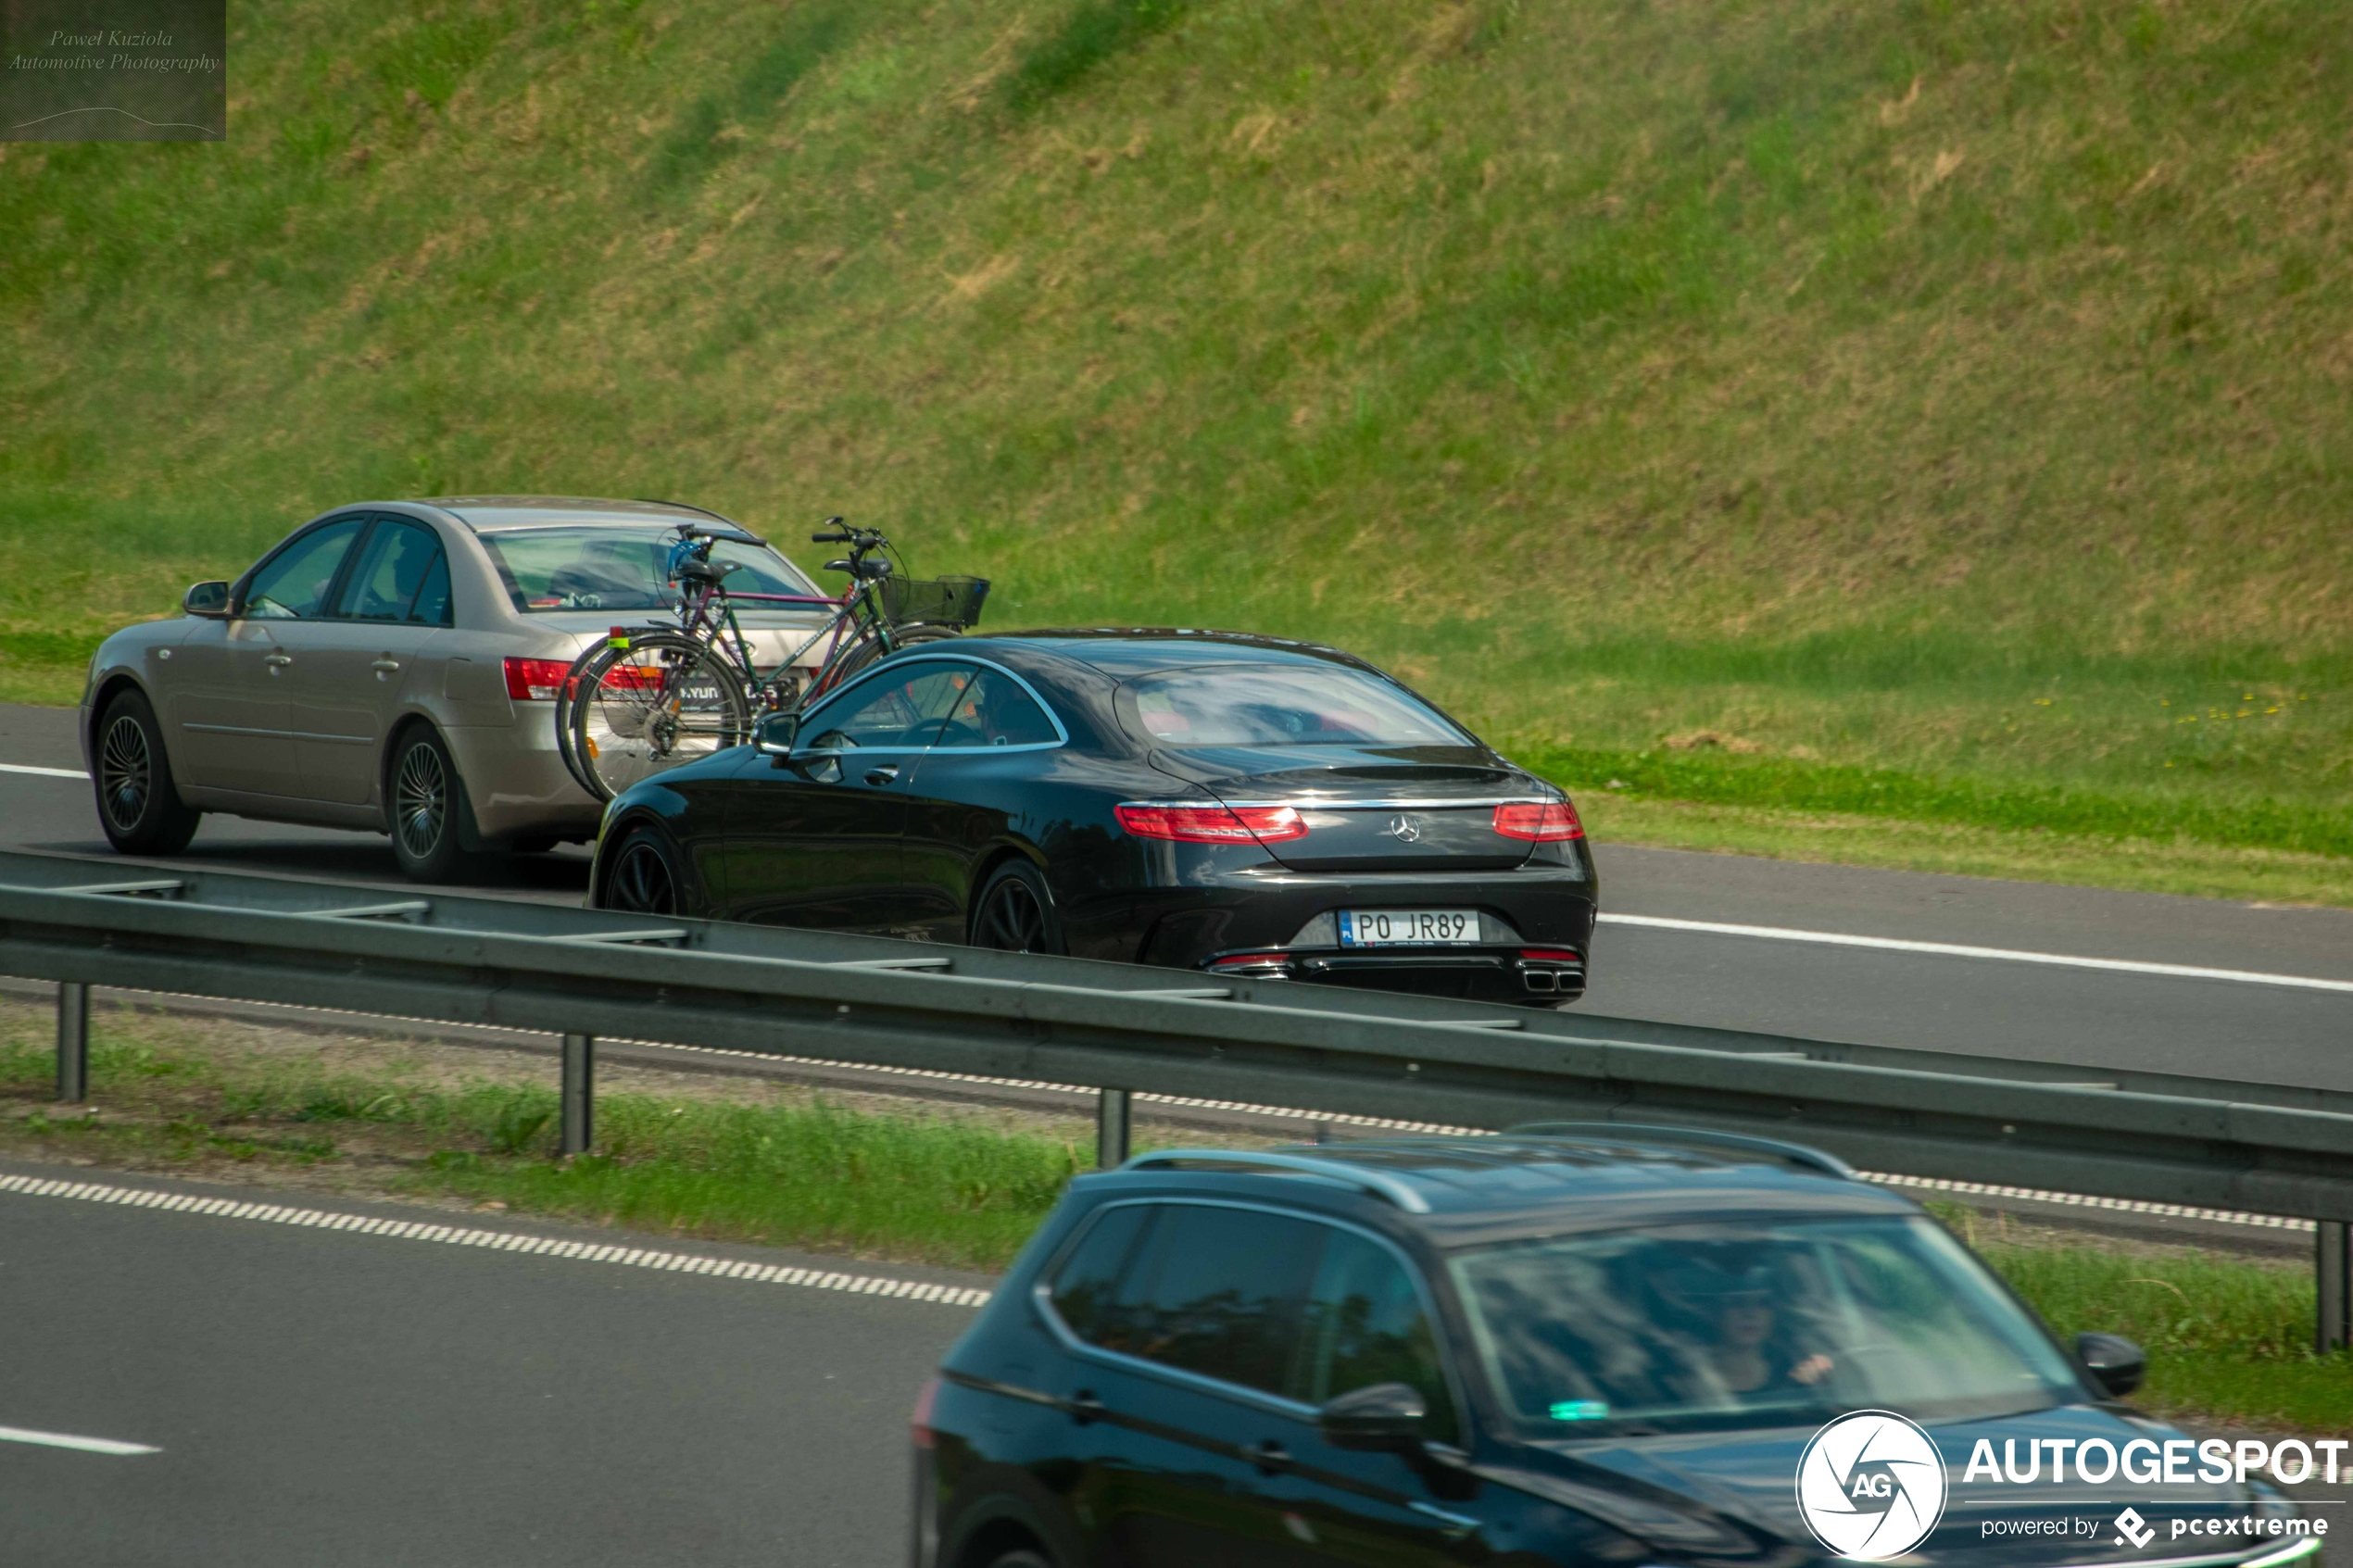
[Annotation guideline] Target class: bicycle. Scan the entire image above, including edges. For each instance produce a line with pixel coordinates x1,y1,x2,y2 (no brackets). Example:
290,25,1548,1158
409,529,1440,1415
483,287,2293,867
554,517,988,801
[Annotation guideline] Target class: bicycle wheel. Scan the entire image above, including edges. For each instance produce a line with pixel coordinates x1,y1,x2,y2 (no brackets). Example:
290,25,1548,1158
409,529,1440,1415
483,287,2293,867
553,639,617,796
801,624,960,709
566,632,752,801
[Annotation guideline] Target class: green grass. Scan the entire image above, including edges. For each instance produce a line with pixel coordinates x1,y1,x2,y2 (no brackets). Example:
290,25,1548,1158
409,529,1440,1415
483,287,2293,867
2,0,2350,896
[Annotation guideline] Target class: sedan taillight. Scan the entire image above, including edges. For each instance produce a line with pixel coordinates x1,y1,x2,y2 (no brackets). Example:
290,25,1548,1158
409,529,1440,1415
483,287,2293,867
1492,801,1583,841
503,657,571,701
1114,803,1309,844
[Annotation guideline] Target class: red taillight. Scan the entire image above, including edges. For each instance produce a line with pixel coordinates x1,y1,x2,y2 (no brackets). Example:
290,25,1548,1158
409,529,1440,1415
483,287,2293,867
1519,947,1582,962
1493,800,1583,842
911,1374,941,1449
503,657,572,701
1114,803,1309,844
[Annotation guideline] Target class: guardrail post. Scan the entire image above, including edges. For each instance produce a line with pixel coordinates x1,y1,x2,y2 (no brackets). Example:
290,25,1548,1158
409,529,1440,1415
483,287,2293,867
56,982,88,1103
2321,1222,2351,1355
1096,1088,1131,1169
560,1033,595,1157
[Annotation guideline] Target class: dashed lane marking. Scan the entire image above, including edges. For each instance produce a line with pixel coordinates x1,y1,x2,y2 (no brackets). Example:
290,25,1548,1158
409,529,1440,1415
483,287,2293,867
0,1173,993,1309
1596,911,2353,994
0,762,88,780
0,1424,159,1455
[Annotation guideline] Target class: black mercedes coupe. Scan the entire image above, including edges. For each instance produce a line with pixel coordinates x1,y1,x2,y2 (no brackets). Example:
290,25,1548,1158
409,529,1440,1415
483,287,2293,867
587,631,1596,1006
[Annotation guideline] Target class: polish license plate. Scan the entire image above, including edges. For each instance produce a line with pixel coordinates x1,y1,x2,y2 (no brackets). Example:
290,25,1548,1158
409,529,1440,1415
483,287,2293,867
1339,909,1479,947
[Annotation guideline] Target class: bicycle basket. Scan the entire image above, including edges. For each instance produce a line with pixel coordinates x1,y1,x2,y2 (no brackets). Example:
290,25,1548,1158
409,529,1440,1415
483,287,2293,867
877,575,990,629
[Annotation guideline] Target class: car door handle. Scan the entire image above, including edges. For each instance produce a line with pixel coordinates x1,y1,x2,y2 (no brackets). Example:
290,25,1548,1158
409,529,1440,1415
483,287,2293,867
371,659,402,673
1248,1439,1292,1475
264,653,293,669
862,764,900,785
1067,1390,1106,1426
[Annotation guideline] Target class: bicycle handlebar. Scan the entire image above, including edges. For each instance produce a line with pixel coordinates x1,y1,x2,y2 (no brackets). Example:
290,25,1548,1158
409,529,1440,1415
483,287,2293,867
812,530,850,544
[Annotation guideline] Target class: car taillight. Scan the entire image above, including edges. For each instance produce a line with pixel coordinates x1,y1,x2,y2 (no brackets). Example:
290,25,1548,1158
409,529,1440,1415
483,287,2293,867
1519,947,1582,962
503,657,571,701
1114,803,1309,844
911,1374,941,1449
1492,800,1583,841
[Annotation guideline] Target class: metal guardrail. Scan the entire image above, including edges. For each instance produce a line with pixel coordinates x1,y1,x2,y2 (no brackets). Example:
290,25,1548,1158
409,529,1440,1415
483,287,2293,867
1,847,2347,1351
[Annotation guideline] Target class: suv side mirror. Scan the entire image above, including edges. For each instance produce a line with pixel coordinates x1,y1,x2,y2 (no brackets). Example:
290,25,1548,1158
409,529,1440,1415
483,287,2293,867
1319,1382,1427,1451
755,712,799,757
2076,1332,2145,1398
183,580,232,618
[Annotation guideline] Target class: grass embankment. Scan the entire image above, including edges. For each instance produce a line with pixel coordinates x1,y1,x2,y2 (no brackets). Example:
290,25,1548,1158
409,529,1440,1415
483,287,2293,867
4,1004,2342,1431
3,0,2350,898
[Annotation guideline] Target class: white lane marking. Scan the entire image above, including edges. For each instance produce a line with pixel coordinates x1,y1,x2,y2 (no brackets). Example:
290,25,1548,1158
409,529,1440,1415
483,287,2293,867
0,1424,159,1455
0,1174,992,1309
0,762,88,780
1596,911,2353,994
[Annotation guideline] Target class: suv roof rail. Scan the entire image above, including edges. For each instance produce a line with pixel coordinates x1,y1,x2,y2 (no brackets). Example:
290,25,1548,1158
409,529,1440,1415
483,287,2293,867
1504,1122,1856,1180
1119,1149,1433,1213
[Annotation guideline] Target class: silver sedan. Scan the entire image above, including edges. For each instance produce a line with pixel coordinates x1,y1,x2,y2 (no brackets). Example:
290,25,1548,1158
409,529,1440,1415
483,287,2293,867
80,496,834,880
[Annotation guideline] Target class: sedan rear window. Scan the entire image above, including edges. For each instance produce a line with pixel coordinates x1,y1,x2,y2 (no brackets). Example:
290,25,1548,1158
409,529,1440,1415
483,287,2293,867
478,526,820,614
1450,1216,2083,1437
1114,664,1469,748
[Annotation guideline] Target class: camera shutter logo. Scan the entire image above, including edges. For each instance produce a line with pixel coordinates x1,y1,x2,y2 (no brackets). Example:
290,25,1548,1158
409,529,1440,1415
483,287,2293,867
1795,1411,1949,1562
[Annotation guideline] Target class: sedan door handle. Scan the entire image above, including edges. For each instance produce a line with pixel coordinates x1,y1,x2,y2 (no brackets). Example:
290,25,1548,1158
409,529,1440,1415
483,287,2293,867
862,764,900,785
1067,1390,1106,1426
371,659,402,673
264,653,294,668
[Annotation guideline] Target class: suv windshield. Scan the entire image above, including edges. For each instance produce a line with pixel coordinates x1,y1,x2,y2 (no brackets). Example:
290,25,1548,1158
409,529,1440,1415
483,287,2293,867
1451,1216,2082,1437
1114,663,1471,748
478,526,821,615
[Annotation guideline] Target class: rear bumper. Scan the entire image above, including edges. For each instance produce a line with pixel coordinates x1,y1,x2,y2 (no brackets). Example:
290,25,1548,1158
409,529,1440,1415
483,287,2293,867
1104,864,1597,1006
441,709,604,843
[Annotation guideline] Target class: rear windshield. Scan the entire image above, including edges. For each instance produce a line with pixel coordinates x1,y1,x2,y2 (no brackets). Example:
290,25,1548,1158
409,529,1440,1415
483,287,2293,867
1114,663,1471,748
477,525,821,615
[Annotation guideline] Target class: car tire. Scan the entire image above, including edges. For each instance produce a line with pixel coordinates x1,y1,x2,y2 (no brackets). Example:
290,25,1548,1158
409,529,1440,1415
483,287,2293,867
386,726,484,884
970,859,1063,955
600,824,683,916
93,689,201,856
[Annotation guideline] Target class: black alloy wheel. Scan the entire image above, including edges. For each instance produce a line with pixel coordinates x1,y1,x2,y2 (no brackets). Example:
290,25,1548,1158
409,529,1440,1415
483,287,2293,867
94,690,201,855
387,728,482,884
971,859,1063,955
604,829,680,915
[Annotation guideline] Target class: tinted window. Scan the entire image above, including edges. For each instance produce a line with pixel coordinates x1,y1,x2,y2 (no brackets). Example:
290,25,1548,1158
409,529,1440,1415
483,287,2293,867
1071,1203,1324,1399
1449,1216,2083,1438
1115,664,1470,748
804,663,973,751
409,550,453,627
1298,1230,1458,1444
1049,1204,1155,1347
335,521,450,623
243,519,366,620
478,525,818,613
935,669,1059,749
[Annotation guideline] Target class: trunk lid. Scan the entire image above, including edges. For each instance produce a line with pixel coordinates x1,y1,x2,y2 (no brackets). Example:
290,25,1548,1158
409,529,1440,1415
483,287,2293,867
1147,745,1539,872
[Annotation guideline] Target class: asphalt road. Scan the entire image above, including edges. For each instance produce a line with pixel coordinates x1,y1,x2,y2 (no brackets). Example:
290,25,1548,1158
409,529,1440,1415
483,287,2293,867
0,1161,977,1568
6,702,2349,1091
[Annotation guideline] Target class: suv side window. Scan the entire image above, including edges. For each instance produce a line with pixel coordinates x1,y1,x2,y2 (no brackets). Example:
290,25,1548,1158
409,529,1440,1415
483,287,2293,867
1295,1229,1460,1445
1051,1202,1324,1399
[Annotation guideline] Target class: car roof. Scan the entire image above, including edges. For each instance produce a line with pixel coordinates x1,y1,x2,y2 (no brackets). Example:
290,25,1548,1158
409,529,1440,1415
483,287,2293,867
417,496,747,533
1091,1130,1918,1244
945,628,1370,677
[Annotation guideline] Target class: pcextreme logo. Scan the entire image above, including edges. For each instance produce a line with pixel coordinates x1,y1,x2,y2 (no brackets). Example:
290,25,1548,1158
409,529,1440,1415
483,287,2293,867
1796,1410,1951,1562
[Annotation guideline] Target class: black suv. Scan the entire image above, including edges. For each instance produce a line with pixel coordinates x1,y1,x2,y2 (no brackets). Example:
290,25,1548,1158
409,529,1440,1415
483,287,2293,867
912,1127,2308,1568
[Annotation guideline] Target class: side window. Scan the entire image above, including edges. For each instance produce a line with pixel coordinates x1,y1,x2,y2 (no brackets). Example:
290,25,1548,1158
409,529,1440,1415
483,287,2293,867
242,518,366,621
1071,1203,1325,1399
334,521,451,624
803,663,975,751
1297,1230,1460,1445
935,669,1060,749
1049,1204,1156,1348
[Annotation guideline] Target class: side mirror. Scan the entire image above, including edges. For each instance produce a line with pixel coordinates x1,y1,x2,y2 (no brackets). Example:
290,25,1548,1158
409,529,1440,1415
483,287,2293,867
2076,1332,2145,1398
754,712,799,757
1319,1382,1427,1451
183,581,232,618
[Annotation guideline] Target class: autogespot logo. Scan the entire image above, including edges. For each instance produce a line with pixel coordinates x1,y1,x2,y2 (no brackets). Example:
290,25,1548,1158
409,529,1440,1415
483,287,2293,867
1796,1411,1951,1562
